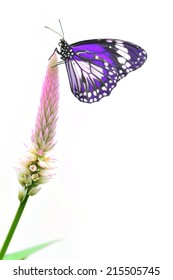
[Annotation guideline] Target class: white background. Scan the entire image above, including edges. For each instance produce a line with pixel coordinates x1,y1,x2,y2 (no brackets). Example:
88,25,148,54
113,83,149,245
0,0,173,277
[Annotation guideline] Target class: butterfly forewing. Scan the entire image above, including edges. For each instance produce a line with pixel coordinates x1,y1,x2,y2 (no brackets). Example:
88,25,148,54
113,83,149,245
63,39,147,103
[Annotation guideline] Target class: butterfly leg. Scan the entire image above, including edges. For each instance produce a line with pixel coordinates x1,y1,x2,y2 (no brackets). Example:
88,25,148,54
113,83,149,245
51,61,65,68
48,47,59,60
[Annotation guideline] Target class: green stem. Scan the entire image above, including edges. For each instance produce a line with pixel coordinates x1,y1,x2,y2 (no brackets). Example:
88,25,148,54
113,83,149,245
0,194,29,260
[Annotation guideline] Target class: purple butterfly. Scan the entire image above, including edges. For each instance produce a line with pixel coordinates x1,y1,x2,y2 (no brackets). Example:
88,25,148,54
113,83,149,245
46,24,147,104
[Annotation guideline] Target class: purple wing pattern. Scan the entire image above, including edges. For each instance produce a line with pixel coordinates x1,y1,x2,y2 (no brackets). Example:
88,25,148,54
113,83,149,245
65,39,147,103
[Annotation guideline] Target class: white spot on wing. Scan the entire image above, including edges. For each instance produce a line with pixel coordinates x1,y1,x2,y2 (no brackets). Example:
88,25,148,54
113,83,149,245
117,50,131,60
116,44,128,53
125,62,131,68
115,40,123,44
109,71,114,75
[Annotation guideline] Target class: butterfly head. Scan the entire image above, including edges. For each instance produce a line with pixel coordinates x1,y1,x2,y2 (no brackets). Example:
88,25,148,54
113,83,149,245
58,39,74,61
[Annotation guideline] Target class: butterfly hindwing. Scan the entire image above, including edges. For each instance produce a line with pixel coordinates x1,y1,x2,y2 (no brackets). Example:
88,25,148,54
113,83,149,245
62,39,147,103
65,44,118,103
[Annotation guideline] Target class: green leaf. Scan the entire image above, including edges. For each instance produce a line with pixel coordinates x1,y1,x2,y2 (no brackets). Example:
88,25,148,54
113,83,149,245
3,240,58,260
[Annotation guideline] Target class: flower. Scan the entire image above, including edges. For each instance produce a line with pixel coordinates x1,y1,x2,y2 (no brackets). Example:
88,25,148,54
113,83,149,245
17,54,59,200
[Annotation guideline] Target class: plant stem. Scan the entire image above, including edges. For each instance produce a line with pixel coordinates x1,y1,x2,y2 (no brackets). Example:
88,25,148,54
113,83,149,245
0,194,29,260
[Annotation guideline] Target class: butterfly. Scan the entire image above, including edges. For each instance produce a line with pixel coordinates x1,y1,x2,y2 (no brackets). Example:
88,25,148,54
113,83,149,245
45,23,147,104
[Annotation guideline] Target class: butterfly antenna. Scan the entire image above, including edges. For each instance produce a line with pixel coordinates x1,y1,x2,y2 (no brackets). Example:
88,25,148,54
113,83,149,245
44,26,63,38
58,19,65,39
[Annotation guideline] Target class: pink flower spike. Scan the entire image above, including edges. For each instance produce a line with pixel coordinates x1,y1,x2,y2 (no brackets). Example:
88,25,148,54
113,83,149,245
32,54,59,151
17,54,59,200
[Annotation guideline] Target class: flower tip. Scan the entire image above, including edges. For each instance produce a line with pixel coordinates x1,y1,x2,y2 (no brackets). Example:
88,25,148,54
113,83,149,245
49,52,58,69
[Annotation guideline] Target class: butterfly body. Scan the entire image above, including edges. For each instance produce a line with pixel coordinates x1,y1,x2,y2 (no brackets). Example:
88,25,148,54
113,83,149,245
54,38,147,103
58,39,73,61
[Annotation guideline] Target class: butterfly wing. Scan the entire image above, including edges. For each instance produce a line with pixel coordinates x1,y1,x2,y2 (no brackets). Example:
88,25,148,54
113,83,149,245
65,39,147,103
